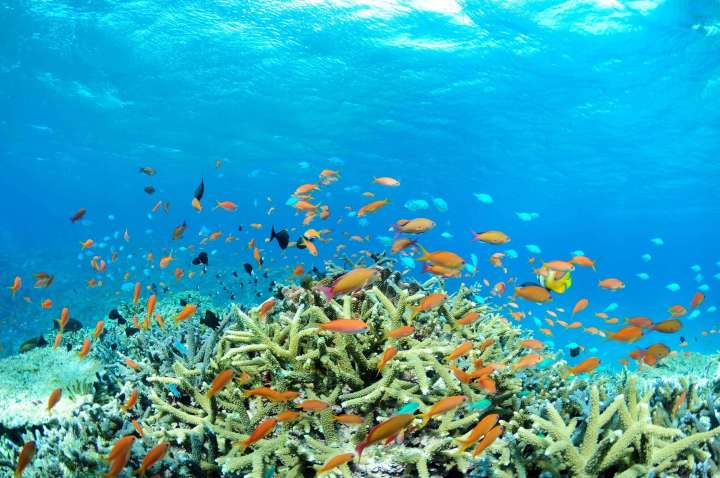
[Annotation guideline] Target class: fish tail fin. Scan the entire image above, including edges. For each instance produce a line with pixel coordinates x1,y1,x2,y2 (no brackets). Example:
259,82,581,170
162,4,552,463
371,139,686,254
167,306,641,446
213,201,220,210
355,441,366,462
417,414,430,430
320,287,334,301
455,438,471,453
269,226,277,242
592,260,597,272
415,243,430,262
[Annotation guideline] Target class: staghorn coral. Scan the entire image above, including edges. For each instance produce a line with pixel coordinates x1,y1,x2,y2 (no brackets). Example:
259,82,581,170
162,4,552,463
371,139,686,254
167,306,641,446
514,374,720,477
142,268,523,477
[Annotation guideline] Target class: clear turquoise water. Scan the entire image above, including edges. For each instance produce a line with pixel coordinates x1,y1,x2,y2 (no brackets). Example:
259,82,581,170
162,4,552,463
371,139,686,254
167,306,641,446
1,0,719,366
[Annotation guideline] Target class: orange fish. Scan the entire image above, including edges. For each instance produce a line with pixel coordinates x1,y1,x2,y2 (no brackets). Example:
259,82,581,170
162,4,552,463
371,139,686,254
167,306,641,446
598,278,625,291
133,441,170,476
78,337,92,358
456,414,499,453
568,357,601,375
276,410,302,422
671,389,687,418
47,387,62,411
8,276,22,297
293,264,304,276
173,304,197,323
80,239,94,249
570,255,596,271
626,316,653,328
191,197,202,212
668,305,687,317
320,319,369,334
471,425,503,457
125,358,140,370
58,307,69,330
448,341,473,361
519,339,545,350
258,299,276,320
297,400,330,411
15,441,36,477
93,320,105,340
690,291,705,309
146,294,157,319
373,176,400,186
53,332,62,349
390,238,417,253
174,267,184,281
236,418,277,451
132,419,144,438
41,299,52,309
172,221,187,240
253,247,263,267
411,293,447,319
320,268,379,300
540,328,553,336
332,414,364,425
472,230,510,245
357,198,389,217
392,218,436,234
387,325,414,338
207,370,234,398
122,389,138,412
377,346,398,373
316,452,354,475
155,313,165,330
214,200,238,212
244,387,300,403
418,395,467,429
606,326,644,343
457,310,479,326
572,298,588,317
159,254,173,268
355,414,415,458
651,319,682,333
512,354,543,371
106,435,136,463
123,228,130,242
514,285,552,303
416,245,465,269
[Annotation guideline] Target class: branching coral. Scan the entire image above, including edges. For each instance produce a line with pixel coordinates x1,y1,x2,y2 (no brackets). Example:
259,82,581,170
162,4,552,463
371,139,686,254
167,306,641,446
516,375,720,477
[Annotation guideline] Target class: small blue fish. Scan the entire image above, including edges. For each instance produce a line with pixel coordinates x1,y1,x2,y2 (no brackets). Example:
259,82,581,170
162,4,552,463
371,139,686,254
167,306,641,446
174,340,188,356
688,310,701,320
691,264,702,272
533,317,542,327
166,384,181,398
467,399,492,411
636,273,650,280
666,283,681,292
432,197,448,212
517,391,530,398
263,466,276,478
641,253,652,262
699,284,709,292
526,244,542,254
285,197,299,206
570,250,585,257
505,249,518,259
404,199,429,211
515,212,540,222
650,238,664,246
707,306,717,313
440,231,454,239
376,236,393,246
604,302,619,312
474,193,494,204
397,402,420,414
400,256,416,269
589,347,598,354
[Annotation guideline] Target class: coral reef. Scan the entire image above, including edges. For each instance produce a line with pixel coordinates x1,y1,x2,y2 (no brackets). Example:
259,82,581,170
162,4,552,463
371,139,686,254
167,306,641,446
2,266,720,478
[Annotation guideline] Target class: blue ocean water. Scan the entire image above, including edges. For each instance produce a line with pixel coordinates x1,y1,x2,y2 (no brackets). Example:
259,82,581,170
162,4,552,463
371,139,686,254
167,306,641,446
1,0,719,370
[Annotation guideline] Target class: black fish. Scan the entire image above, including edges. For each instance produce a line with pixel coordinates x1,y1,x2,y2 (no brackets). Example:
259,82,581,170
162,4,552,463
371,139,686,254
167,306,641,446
125,327,139,337
232,271,238,277
243,263,253,275
144,185,156,194
269,226,290,250
180,298,188,306
194,178,204,201
52,317,82,332
19,336,48,353
296,236,307,249
569,346,581,357
238,225,243,232
230,294,235,300
202,310,220,329
192,252,208,266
